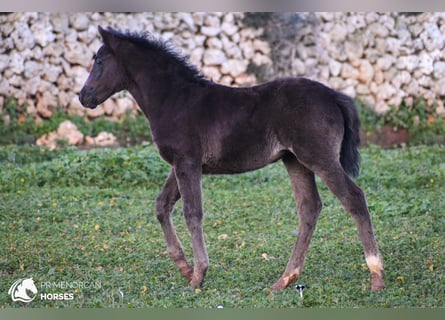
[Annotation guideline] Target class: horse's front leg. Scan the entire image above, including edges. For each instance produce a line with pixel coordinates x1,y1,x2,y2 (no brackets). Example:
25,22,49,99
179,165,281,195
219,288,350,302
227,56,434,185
156,169,193,281
174,160,209,287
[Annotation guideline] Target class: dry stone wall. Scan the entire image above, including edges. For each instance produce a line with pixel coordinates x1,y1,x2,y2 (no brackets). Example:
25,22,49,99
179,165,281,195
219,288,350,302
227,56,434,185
265,12,445,117
1,12,445,125
0,12,271,122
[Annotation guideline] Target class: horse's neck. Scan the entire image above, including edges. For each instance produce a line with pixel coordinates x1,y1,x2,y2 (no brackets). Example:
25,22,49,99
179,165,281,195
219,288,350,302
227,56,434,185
127,82,160,122
127,68,185,121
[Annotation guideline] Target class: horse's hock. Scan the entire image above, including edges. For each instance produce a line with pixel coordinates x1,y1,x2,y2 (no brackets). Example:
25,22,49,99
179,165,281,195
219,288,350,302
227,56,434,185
1,12,445,123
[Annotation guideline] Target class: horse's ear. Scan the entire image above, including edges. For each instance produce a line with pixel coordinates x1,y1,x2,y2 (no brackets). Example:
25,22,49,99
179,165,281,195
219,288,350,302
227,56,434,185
98,26,119,52
98,26,106,36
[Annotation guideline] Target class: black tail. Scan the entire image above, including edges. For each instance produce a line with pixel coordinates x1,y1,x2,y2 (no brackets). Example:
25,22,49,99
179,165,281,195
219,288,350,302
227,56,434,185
335,92,361,178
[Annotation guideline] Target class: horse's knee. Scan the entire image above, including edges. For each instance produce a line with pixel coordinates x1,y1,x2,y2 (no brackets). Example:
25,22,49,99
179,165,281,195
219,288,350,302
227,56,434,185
155,193,168,223
299,198,322,225
312,198,323,214
155,173,180,223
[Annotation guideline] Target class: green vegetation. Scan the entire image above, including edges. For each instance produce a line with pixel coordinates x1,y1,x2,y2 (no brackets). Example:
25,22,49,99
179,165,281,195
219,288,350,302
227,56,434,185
357,98,445,145
0,98,152,146
1,144,444,307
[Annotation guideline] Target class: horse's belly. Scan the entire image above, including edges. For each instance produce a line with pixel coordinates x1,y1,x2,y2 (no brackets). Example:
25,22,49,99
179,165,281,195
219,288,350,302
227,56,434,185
202,147,285,174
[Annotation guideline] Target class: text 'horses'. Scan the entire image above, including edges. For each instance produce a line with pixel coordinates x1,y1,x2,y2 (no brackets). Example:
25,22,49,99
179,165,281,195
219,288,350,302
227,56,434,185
80,26,385,291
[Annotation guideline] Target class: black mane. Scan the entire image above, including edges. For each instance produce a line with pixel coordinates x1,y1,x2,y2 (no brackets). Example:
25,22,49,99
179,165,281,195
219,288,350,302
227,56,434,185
106,28,210,85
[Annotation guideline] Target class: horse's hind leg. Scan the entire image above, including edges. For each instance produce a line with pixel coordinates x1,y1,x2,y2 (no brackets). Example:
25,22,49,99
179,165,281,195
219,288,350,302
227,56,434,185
156,169,193,281
272,155,323,290
313,162,385,291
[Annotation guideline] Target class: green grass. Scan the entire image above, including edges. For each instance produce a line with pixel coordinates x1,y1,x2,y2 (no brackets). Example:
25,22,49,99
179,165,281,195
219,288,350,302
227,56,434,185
0,144,444,307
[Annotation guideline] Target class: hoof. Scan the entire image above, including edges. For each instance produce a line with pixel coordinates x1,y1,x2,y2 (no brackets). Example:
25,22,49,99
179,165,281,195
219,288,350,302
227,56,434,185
371,273,385,291
189,276,204,288
272,271,300,291
371,281,386,291
188,264,208,288
271,277,289,291
179,266,194,282
371,284,385,291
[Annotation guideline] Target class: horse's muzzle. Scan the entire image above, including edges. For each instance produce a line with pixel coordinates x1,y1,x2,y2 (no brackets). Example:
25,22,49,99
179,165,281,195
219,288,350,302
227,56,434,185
79,86,98,109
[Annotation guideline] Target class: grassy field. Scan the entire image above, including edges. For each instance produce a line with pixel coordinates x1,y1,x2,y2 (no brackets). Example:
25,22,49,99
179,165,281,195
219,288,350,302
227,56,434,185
0,144,444,307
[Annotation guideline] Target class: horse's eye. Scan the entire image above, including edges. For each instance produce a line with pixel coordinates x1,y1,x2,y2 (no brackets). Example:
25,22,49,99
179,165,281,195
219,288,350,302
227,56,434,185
92,53,102,65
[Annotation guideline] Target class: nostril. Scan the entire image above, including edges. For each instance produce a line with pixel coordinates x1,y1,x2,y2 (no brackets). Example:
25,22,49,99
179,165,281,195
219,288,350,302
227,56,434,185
79,86,98,108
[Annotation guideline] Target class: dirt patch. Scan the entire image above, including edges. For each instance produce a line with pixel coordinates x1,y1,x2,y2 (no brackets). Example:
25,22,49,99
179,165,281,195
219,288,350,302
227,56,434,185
361,125,410,148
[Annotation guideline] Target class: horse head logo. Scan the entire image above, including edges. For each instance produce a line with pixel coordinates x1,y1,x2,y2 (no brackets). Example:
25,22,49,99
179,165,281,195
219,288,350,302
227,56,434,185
8,278,38,303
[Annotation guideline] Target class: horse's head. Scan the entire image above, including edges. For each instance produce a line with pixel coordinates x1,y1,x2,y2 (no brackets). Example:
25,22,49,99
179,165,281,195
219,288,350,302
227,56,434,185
79,26,126,109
